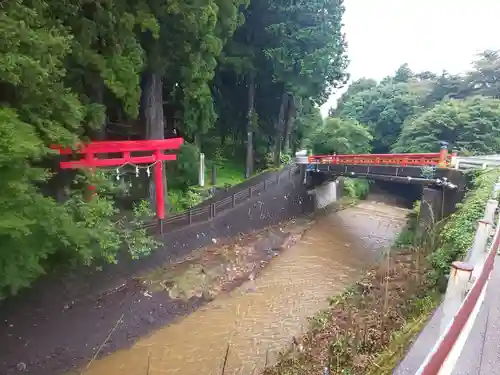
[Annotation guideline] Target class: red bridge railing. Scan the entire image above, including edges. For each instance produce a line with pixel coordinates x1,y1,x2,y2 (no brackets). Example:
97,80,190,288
308,151,453,167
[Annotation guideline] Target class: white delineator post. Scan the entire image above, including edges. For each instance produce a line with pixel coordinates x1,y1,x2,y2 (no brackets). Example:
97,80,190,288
199,152,205,187
467,219,492,267
484,199,498,223
440,261,474,335
492,182,500,199
450,151,458,168
469,219,493,283
471,198,499,281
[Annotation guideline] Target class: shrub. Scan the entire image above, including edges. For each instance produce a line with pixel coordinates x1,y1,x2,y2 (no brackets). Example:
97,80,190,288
169,142,200,189
428,169,500,282
343,178,370,199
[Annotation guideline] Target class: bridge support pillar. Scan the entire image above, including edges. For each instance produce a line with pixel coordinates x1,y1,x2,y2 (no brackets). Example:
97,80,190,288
420,187,443,229
419,185,464,229
311,179,343,211
335,177,344,200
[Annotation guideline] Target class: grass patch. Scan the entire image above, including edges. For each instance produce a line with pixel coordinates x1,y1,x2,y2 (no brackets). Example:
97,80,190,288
367,293,440,375
207,161,245,187
428,168,500,282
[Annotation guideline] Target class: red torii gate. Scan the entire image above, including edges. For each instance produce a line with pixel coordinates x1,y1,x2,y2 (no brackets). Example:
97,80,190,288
51,137,184,222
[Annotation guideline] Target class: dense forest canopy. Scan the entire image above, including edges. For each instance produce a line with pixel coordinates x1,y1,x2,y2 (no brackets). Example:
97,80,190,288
323,51,500,156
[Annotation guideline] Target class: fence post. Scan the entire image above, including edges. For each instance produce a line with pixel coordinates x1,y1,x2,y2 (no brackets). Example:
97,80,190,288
450,150,458,168
467,219,492,268
264,180,268,191
211,164,217,186
484,199,498,223
440,261,473,335
232,193,236,208
288,168,292,179
492,182,500,198
248,186,252,198
188,209,192,225
212,203,217,217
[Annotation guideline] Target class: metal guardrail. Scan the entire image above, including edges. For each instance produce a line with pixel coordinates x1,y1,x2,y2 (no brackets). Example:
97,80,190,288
454,156,500,169
416,180,500,375
144,165,299,232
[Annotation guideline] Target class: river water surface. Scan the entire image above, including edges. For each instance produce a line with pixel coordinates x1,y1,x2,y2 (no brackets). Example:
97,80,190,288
82,199,409,375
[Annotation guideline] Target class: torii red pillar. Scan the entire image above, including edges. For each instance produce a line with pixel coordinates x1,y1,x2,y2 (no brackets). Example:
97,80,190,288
52,137,184,222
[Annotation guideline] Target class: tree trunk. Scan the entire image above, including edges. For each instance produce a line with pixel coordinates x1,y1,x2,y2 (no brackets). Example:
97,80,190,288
142,72,165,140
194,133,201,148
282,95,295,155
140,71,165,211
245,76,255,178
274,91,288,167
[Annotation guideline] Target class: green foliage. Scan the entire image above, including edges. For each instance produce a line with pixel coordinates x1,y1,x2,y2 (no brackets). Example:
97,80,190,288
343,178,370,200
279,153,293,165
309,117,373,156
333,78,377,116
265,0,348,103
428,169,500,282
336,51,500,156
393,96,500,154
393,63,414,83
0,181,158,299
463,50,500,98
0,2,160,297
338,81,422,153
168,189,203,213
169,143,201,189
213,0,348,165
62,194,158,265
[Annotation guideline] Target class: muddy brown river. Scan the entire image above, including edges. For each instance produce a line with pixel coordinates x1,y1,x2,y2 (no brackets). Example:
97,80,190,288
80,199,408,375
